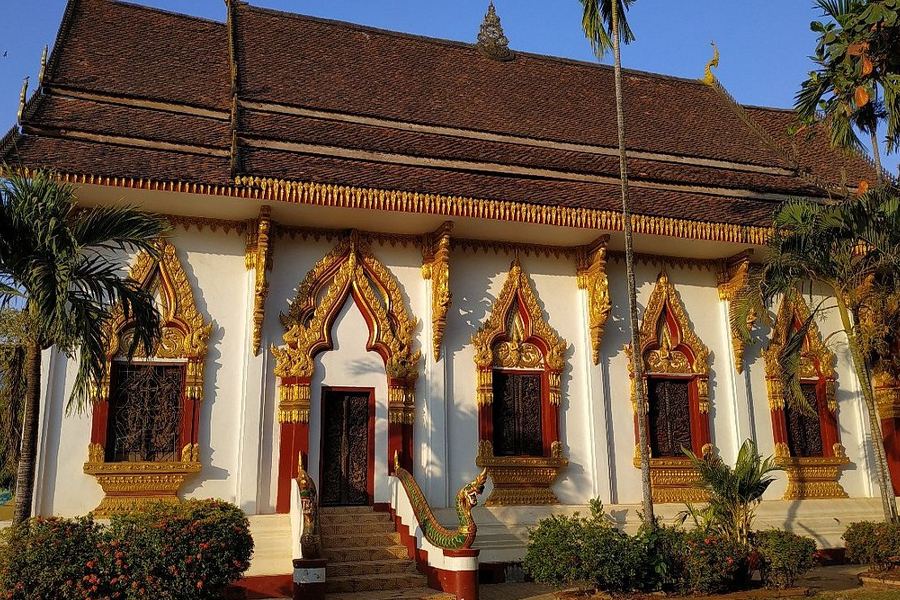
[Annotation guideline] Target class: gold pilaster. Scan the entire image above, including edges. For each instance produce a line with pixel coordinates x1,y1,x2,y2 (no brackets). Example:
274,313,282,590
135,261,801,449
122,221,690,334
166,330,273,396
422,222,453,360
576,236,611,365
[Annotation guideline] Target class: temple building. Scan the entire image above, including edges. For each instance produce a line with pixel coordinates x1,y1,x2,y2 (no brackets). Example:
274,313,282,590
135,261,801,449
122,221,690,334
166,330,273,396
2,0,899,595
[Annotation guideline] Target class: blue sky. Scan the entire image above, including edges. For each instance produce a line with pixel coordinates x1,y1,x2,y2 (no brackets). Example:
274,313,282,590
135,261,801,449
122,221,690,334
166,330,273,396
3,1,891,171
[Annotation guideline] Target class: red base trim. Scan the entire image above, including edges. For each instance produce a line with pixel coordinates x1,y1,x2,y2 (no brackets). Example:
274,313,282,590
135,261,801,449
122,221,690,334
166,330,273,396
224,575,293,600
389,507,480,598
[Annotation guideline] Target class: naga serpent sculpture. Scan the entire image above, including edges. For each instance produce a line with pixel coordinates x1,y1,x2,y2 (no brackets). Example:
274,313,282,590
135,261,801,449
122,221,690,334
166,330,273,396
393,451,487,550
295,459,322,559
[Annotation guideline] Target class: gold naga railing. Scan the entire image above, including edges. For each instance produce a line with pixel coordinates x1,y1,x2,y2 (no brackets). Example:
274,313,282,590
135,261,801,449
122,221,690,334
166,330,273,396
292,454,322,560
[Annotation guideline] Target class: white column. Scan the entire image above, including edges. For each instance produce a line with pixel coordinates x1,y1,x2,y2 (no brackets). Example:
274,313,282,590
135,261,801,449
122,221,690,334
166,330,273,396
720,299,755,455
421,278,450,508
235,266,267,514
581,286,613,503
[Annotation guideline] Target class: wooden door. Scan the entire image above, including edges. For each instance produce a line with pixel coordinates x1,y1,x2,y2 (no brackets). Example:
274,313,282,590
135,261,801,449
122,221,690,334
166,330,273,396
320,389,373,506
648,378,693,457
492,371,543,456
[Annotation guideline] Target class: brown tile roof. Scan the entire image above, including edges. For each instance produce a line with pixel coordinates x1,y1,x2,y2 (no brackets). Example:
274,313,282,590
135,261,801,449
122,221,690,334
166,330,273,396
1,0,883,230
46,0,230,110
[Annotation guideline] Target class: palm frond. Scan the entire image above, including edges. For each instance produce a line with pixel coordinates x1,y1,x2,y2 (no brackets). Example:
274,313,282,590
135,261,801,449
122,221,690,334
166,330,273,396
578,0,636,59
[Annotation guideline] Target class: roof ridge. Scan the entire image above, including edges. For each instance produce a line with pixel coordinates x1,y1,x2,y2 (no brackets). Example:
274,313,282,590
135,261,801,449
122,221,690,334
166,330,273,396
239,2,714,89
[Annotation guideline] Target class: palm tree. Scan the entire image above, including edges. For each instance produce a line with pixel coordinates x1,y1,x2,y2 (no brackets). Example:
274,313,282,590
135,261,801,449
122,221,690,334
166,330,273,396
796,0,900,181
578,0,654,527
0,168,169,523
735,190,900,523
683,439,781,545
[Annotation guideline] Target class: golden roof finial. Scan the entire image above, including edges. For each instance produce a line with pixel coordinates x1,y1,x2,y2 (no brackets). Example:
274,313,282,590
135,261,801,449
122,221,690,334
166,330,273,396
38,45,48,87
702,41,719,85
17,77,29,125
477,2,514,62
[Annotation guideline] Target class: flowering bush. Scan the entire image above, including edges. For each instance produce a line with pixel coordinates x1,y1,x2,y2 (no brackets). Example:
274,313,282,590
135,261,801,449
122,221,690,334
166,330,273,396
109,499,253,599
843,520,900,572
0,500,253,600
753,529,817,588
682,531,750,594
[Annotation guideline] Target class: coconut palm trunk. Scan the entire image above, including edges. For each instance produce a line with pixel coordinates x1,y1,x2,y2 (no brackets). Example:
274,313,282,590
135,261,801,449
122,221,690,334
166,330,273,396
868,129,884,184
609,2,654,527
837,297,898,522
12,339,41,523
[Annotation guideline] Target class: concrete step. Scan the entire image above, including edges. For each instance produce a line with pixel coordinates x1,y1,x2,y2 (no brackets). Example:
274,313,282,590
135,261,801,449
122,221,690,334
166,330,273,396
326,572,428,594
323,531,401,548
326,587,454,600
327,558,419,578
320,511,393,524
324,544,410,563
321,520,396,536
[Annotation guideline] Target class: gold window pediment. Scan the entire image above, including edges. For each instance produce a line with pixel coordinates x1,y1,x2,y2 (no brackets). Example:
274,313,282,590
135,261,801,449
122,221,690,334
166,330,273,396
628,272,711,503
85,241,212,516
473,259,568,506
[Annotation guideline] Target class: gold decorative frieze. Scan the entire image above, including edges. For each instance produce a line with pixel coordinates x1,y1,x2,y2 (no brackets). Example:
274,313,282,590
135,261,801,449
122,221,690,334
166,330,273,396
83,459,203,517
576,236,611,365
776,455,850,500
717,250,753,373
874,372,900,420
422,222,453,360
245,206,273,356
475,452,568,506
633,455,709,503
272,231,420,423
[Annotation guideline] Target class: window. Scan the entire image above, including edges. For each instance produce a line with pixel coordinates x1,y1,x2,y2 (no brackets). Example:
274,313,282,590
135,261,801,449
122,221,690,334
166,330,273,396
492,371,543,456
784,383,824,458
107,363,185,463
647,378,692,458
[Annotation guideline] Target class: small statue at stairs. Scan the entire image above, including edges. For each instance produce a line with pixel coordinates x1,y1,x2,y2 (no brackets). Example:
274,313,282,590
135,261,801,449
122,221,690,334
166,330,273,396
291,455,322,560
393,451,487,549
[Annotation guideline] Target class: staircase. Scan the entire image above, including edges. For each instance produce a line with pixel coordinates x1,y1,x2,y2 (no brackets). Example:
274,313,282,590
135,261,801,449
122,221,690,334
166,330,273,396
321,506,452,598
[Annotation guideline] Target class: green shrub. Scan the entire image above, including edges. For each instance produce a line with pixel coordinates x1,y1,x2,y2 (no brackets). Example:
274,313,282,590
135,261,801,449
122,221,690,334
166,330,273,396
523,501,686,593
753,529,817,588
0,516,126,600
682,531,750,594
109,499,254,599
522,499,611,586
843,520,900,571
0,500,253,600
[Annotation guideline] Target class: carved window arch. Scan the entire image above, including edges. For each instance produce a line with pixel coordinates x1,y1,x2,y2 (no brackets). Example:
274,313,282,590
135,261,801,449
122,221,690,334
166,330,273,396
629,272,711,503
271,232,421,511
84,241,212,516
764,291,848,499
473,259,568,506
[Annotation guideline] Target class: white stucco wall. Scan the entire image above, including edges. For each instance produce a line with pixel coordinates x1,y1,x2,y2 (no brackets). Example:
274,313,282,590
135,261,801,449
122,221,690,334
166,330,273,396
33,222,885,519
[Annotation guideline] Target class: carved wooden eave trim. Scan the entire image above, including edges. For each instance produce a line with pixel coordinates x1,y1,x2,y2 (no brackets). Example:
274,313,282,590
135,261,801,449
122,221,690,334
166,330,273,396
422,221,453,360
576,236,611,365
245,205,273,356
764,290,836,411
11,168,773,246
716,250,753,373
272,231,420,424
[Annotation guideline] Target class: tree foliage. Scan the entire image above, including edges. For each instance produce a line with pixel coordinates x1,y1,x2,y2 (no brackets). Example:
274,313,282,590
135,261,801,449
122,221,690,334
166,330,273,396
682,440,780,546
796,0,900,174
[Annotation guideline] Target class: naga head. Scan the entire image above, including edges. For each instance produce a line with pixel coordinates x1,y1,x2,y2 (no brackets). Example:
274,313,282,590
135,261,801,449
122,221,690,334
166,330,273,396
459,468,488,508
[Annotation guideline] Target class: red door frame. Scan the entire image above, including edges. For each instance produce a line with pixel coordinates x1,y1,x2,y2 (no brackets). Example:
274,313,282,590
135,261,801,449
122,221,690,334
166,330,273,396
319,386,377,505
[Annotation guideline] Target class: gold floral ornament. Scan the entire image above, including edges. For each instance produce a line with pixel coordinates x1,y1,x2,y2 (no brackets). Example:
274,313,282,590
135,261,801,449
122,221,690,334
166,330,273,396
84,240,212,516
627,271,711,503
245,205,274,356
422,222,453,360
473,258,568,505
272,231,421,425
717,250,754,374
576,236,611,365
765,290,848,500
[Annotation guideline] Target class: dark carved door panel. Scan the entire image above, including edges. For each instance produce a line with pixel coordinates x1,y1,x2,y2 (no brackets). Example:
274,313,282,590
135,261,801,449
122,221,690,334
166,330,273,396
321,390,371,506
648,378,693,457
492,371,543,456
786,383,824,457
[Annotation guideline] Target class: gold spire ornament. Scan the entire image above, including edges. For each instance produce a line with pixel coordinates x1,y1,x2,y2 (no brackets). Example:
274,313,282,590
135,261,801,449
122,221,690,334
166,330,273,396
702,41,719,85
477,2,514,61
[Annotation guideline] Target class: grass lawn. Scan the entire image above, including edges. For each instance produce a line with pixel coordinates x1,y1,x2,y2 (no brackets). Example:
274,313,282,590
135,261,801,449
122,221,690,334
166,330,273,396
817,590,900,600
